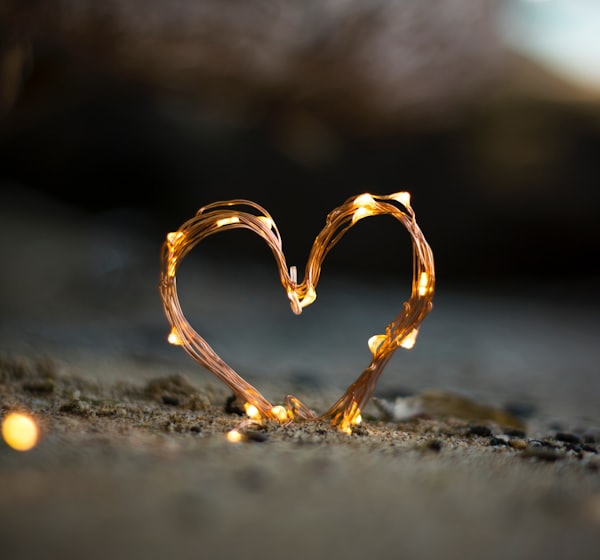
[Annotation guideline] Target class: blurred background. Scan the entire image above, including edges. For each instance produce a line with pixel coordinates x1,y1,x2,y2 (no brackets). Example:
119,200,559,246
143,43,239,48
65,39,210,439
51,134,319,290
2,0,599,281
0,0,599,422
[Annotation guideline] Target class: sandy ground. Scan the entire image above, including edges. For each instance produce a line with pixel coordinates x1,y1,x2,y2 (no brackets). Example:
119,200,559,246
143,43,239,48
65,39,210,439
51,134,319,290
1,186,599,559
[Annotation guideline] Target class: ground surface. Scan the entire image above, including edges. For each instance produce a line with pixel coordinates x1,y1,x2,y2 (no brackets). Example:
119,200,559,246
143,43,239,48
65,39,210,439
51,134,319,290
1,187,599,560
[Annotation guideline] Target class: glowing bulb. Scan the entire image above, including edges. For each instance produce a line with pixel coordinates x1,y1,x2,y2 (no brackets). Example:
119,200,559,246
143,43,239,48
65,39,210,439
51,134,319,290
418,271,430,296
257,216,274,230
300,286,317,308
216,217,240,227
368,334,386,355
287,288,302,315
166,232,185,277
244,403,261,421
167,231,185,246
352,206,371,224
354,193,375,207
167,327,183,346
340,401,362,434
400,328,419,349
391,191,411,208
352,193,377,224
271,405,289,422
2,412,39,451
227,429,243,443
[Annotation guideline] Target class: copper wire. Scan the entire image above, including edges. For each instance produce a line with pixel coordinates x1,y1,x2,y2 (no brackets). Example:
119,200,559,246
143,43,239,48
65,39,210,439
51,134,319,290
159,192,434,433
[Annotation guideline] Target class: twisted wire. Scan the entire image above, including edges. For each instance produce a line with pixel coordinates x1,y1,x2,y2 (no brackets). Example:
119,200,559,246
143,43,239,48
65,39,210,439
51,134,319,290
159,192,435,433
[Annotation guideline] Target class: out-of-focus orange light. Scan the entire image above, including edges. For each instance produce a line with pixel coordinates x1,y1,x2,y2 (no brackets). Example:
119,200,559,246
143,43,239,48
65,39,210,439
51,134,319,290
244,403,261,422
167,326,183,346
418,271,430,296
216,217,240,227
400,328,419,349
2,412,39,451
271,405,289,422
227,429,244,443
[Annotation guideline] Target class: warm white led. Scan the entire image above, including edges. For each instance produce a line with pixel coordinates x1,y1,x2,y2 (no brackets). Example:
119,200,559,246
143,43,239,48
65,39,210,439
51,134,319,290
167,326,183,346
300,286,317,308
400,328,420,349
271,406,289,422
167,231,185,246
352,206,371,224
354,193,376,207
216,217,241,227
418,271,430,296
391,191,411,208
2,412,39,451
368,334,386,355
226,429,243,443
244,403,261,421
257,216,274,230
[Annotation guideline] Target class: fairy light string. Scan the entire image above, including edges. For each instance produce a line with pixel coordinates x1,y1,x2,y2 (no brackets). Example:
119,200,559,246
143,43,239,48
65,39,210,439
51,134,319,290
159,192,435,434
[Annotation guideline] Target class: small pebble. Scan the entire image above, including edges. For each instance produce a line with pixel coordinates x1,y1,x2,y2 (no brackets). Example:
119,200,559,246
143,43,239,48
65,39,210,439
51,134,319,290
351,425,368,436
489,437,508,447
162,395,180,406
504,429,526,438
528,439,559,450
522,446,563,462
426,439,443,452
563,443,583,454
224,394,245,415
246,431,269,443
555,432,581,444
59,400,91,416
466,425,493,438
22,379,55,394
509,439,528,450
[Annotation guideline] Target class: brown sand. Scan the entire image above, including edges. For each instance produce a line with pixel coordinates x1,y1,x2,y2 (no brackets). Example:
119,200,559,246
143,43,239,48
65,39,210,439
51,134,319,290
1,352,599,560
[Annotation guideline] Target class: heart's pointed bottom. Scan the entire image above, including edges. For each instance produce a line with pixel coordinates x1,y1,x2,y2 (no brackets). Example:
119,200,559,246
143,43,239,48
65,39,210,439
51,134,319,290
236,359,387,435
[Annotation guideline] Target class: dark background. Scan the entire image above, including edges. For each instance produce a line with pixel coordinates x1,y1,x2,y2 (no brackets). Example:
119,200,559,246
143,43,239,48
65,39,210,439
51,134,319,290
1,0,599,292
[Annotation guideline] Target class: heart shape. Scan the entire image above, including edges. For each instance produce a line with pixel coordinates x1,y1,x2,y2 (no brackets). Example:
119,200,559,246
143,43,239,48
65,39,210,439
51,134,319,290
159,192,434,433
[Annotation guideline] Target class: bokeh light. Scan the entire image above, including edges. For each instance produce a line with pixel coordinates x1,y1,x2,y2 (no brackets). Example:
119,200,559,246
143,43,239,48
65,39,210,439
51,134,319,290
2,412,39,452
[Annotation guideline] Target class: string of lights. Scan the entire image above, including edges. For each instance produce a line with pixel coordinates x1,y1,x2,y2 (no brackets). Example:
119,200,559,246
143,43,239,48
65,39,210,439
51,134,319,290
159,192,435,434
